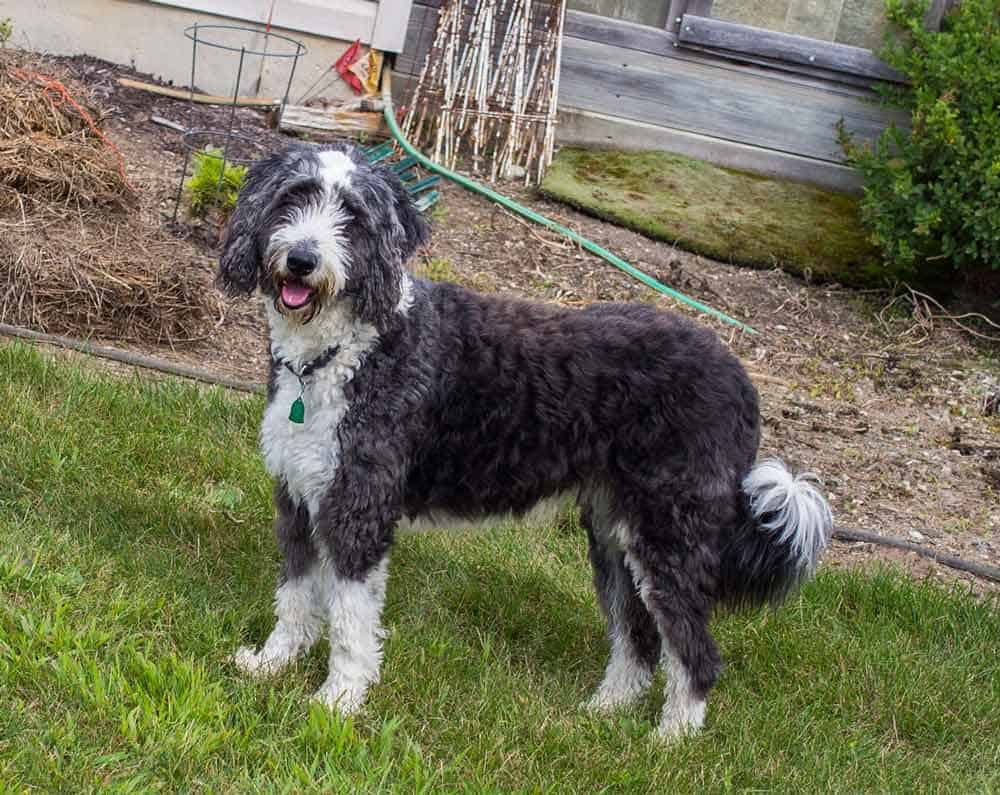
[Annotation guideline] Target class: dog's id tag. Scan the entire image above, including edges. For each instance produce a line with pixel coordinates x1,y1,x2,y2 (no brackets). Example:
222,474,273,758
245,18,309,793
289,396,305,424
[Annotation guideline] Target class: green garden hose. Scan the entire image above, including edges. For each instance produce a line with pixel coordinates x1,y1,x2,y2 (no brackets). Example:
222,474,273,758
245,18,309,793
381,67,757,335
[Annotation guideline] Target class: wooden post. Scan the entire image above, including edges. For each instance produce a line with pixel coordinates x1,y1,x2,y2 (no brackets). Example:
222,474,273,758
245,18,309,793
923,0,953,31
666,0,689,32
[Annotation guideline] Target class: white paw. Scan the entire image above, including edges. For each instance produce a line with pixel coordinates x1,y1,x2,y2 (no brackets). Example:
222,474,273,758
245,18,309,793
312,676,369,715
231,645,290,677
583,664,653,713
583,686,645,714
655,699,706,741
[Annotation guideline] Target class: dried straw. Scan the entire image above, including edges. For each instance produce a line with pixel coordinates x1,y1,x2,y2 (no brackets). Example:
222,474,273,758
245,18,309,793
0,211,219,343
0,54,135,207
0,66,84,137
0,134,134,210
0,52,214,343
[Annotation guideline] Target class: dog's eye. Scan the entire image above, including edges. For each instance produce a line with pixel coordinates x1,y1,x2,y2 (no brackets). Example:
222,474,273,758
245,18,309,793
274,178,324,209
336,194,365,226
337,191,359,212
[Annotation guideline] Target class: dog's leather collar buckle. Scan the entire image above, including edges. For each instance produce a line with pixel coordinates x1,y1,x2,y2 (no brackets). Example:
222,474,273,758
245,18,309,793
279,345,340,425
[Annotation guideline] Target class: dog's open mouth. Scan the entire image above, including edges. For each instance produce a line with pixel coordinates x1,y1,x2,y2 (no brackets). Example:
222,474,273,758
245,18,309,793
280,279,316,311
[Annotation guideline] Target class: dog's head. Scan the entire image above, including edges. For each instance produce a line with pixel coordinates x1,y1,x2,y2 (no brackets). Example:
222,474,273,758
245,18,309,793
218,143,429,331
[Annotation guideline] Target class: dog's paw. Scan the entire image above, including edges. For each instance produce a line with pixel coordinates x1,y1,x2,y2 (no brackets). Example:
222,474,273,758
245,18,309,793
583,690,631,714
654,698,706,742
231,645,288,677
312,676,369,715
582,667,653,714
582,687,647,714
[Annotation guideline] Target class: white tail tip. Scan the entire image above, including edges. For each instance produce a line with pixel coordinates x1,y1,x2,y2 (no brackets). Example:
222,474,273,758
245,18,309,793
742,459,833,574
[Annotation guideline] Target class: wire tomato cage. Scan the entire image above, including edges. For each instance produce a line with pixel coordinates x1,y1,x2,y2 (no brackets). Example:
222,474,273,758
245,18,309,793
170,23,306,223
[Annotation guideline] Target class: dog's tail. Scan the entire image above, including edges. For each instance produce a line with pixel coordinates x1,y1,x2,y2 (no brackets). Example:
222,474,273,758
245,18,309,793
718,459,833,609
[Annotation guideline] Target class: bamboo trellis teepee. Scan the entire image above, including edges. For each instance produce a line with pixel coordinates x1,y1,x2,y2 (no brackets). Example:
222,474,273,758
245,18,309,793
401,0,567,184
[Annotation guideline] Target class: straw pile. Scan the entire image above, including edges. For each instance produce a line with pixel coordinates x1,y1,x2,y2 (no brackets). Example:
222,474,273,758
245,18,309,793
0,56,135,210
0,215,217,343
0,53,217,342
0,135,135,210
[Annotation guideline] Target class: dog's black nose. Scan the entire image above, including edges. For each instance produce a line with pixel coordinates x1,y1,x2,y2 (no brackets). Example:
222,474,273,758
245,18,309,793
286,246,318,276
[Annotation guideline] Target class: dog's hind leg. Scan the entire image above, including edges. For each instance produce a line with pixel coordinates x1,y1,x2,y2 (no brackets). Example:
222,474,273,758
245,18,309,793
233,486,325,676
581,486,660,712
625,496,727,740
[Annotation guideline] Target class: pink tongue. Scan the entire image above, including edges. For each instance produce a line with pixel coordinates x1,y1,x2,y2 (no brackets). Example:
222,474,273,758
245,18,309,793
281,282,314,308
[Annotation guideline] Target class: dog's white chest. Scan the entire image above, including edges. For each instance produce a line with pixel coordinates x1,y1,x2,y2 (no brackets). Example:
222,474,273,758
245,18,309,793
260,365,351,517
260,300,380,517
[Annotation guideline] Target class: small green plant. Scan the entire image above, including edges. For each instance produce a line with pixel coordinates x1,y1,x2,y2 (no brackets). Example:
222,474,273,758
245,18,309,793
184,146,247,219
428,202,449,223
415,257,456,282
838,0,1000,286
0,18,13,47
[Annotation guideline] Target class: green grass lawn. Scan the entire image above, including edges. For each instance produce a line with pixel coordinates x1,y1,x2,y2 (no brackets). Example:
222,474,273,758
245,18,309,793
1,342,998,792
540,147,878,285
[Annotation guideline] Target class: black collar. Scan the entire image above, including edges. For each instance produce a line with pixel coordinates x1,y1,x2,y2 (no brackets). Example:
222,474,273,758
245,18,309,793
279,345,341,382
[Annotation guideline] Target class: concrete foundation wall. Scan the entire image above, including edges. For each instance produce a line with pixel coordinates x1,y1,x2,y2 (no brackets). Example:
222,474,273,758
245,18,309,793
1,0,370,103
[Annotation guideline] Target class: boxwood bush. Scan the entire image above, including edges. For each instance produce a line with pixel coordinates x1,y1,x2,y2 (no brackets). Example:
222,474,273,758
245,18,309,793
839,0,1000,288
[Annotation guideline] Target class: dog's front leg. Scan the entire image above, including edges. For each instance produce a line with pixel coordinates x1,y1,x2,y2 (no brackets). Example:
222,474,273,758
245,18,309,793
310,455,400,715
233,485,325,676
312,554,390,714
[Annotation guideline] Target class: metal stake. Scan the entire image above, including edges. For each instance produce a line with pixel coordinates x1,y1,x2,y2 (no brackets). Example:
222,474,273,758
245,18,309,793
217,46,247,193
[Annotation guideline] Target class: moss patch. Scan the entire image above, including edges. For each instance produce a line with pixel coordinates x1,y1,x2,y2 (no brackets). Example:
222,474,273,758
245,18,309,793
541,147,878,284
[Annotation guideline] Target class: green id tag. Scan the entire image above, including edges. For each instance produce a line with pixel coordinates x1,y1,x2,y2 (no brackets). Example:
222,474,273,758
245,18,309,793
289,396,305,424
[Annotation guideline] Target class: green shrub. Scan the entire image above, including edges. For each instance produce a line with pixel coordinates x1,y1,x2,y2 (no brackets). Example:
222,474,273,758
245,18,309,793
184,146,247,219
0,18,13,47
838,0,1000,286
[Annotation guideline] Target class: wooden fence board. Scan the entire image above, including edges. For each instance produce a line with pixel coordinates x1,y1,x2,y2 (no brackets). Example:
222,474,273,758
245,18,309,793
563,34,900,105
565,9,675,56
560,36,905,162
566,10,880,91
557,108,864,192
678,15,904,83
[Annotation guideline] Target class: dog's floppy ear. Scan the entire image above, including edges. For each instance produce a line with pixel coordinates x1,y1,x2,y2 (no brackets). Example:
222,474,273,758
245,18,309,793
389,169,430,266
347,166,430,331
217,148,309,295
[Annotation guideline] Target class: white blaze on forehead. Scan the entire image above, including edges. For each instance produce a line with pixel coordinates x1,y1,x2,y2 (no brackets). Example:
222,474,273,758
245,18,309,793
318,150,356,191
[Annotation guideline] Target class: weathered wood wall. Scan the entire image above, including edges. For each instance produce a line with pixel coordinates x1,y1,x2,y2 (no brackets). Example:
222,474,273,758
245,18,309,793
394,3,908,190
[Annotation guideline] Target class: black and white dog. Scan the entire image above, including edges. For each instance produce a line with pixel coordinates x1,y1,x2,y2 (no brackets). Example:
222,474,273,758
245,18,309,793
219,142,832,739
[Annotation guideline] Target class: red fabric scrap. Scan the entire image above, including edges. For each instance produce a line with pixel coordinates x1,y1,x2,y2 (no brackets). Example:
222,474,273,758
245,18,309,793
335,39,363,95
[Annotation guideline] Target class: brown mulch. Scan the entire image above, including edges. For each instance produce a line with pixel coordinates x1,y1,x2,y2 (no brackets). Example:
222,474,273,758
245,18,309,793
0,208,220,343
0,134,131,210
